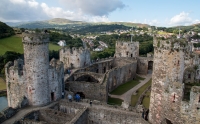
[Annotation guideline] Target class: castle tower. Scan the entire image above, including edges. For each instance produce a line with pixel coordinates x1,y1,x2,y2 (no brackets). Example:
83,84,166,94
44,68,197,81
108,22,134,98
115,41,139,58
149,37,186,123
22,32,50,106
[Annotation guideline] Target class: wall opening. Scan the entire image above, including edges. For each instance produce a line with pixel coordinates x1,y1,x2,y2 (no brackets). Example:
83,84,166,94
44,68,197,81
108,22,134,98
103,67,106,73
131,54,133,57
96,69,99,73
76,92,85,99
166,119,173,124
75,75,99,83
51,92,55,101
148,61,153,70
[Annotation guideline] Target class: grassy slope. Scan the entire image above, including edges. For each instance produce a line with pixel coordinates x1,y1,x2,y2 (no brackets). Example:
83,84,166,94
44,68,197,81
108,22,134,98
131,79,152,107
110,75,145,95
0,78,6,90
0,36,61,55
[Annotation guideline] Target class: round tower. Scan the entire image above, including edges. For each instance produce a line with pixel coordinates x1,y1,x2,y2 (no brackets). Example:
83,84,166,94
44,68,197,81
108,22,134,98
22,31,50,106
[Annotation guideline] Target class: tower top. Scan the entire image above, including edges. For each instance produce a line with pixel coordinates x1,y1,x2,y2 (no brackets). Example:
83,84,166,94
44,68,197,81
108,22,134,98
22,31,49,44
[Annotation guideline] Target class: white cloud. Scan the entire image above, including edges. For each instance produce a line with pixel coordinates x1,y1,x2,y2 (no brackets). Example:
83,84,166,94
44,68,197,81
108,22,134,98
169,12,192,26
0,0,111,22
10,0,26,4
28,0,39,8
59,0,125,16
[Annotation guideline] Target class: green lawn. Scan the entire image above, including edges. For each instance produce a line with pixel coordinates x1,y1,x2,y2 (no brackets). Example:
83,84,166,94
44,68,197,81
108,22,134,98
0,36,61,55
110,75,145,95
131,79,152,107
0,36,23,55
107,96,123,105
0,78,6,90
142,91,151,109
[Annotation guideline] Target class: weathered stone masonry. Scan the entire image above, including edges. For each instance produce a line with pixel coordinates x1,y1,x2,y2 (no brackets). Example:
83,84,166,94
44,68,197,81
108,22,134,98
149,36,200,124
5,32,64,108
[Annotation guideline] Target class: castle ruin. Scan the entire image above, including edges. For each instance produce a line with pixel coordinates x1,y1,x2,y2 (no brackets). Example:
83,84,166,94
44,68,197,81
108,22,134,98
5,32,64,108
149,36,200,124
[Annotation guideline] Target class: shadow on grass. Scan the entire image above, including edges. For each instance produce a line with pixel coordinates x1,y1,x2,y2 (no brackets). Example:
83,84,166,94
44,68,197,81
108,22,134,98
107,96,123,106
110,75,145,95
131,79,152,107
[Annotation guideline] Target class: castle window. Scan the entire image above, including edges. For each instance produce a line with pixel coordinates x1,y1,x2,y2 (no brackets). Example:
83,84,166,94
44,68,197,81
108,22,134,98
177,60,179,65
188,74,191,79
126,52,129,56
199,96,200,102
173,94,176,103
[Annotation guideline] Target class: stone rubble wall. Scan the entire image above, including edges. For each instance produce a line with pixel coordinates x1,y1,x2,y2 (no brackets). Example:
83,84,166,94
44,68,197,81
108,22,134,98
149,37,200,124
59,47,91,70
115,41,139,58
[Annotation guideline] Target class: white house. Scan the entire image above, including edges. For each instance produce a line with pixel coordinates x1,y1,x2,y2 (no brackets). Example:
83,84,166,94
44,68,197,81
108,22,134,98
58,40,66,46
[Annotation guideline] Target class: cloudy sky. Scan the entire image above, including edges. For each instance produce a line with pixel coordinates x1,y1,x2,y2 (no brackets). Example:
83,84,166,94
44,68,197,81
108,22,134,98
0,0,200,27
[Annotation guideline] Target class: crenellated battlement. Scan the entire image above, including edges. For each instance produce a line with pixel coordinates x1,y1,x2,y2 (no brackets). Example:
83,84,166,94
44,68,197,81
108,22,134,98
22,32,49,44
5,59,24,77
116,41,139,47
60,47,90,55
153,37,188,51
50,58,64,72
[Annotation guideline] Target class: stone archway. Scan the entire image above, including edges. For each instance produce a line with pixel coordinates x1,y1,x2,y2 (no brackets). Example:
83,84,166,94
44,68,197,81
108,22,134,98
148,61,153,70
75,75,99,83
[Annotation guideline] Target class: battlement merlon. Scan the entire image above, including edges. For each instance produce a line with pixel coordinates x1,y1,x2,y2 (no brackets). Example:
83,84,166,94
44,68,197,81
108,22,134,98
22,32,49,44
60,47,90,54
116,41,139,46
153,37,189,50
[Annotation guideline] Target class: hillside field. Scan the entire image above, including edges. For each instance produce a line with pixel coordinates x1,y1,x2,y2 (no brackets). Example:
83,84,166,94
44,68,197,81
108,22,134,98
0,36,61,55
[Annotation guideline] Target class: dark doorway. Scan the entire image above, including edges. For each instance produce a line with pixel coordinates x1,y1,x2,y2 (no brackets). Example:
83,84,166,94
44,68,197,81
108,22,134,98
76,92,85,99
148,61,153,70
166,119,173,124
103,67,106,73
96,69,99,73
51,92,55,101
131,54,133,57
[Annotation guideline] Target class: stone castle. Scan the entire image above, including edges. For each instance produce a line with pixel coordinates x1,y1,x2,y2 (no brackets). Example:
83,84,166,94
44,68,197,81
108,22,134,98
4,31,200,124
5,32,64,108
149,36,200,124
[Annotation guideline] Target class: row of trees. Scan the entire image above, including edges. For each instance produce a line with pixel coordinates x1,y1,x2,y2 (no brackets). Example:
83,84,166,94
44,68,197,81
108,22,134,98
49,32,83,48
0,22,15,38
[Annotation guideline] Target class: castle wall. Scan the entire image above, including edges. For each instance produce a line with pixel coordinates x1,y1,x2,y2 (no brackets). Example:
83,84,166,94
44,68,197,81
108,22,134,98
67,81,107,101
106,59,137,92
115,41,139,58
5,59,27,108
149,37,200,124
48,59,64,101
59,47,91,70
87,107,148,124
23,32,50,106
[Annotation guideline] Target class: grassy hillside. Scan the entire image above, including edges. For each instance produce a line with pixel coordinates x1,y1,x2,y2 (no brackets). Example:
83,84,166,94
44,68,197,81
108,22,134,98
0,36,61,55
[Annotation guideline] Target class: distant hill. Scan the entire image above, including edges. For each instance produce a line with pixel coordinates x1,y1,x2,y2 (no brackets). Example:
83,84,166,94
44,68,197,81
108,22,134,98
0,21,15,38
45,18,87,25
6,18,150,29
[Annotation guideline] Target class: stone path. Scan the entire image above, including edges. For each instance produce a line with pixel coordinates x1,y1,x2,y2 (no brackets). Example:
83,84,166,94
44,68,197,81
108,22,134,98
108,73,152,104
2,102,58,124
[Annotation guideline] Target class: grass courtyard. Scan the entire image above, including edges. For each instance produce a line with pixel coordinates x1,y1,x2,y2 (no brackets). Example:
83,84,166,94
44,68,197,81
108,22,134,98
107,96,123,105
0,78,6,90
0,35,61,55
131,79,152,107
110,75,145,95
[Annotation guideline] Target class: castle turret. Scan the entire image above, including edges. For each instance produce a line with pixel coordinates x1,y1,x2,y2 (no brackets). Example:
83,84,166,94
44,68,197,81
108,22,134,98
22,32,50,106
149,36,200,124
115,41,139,58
